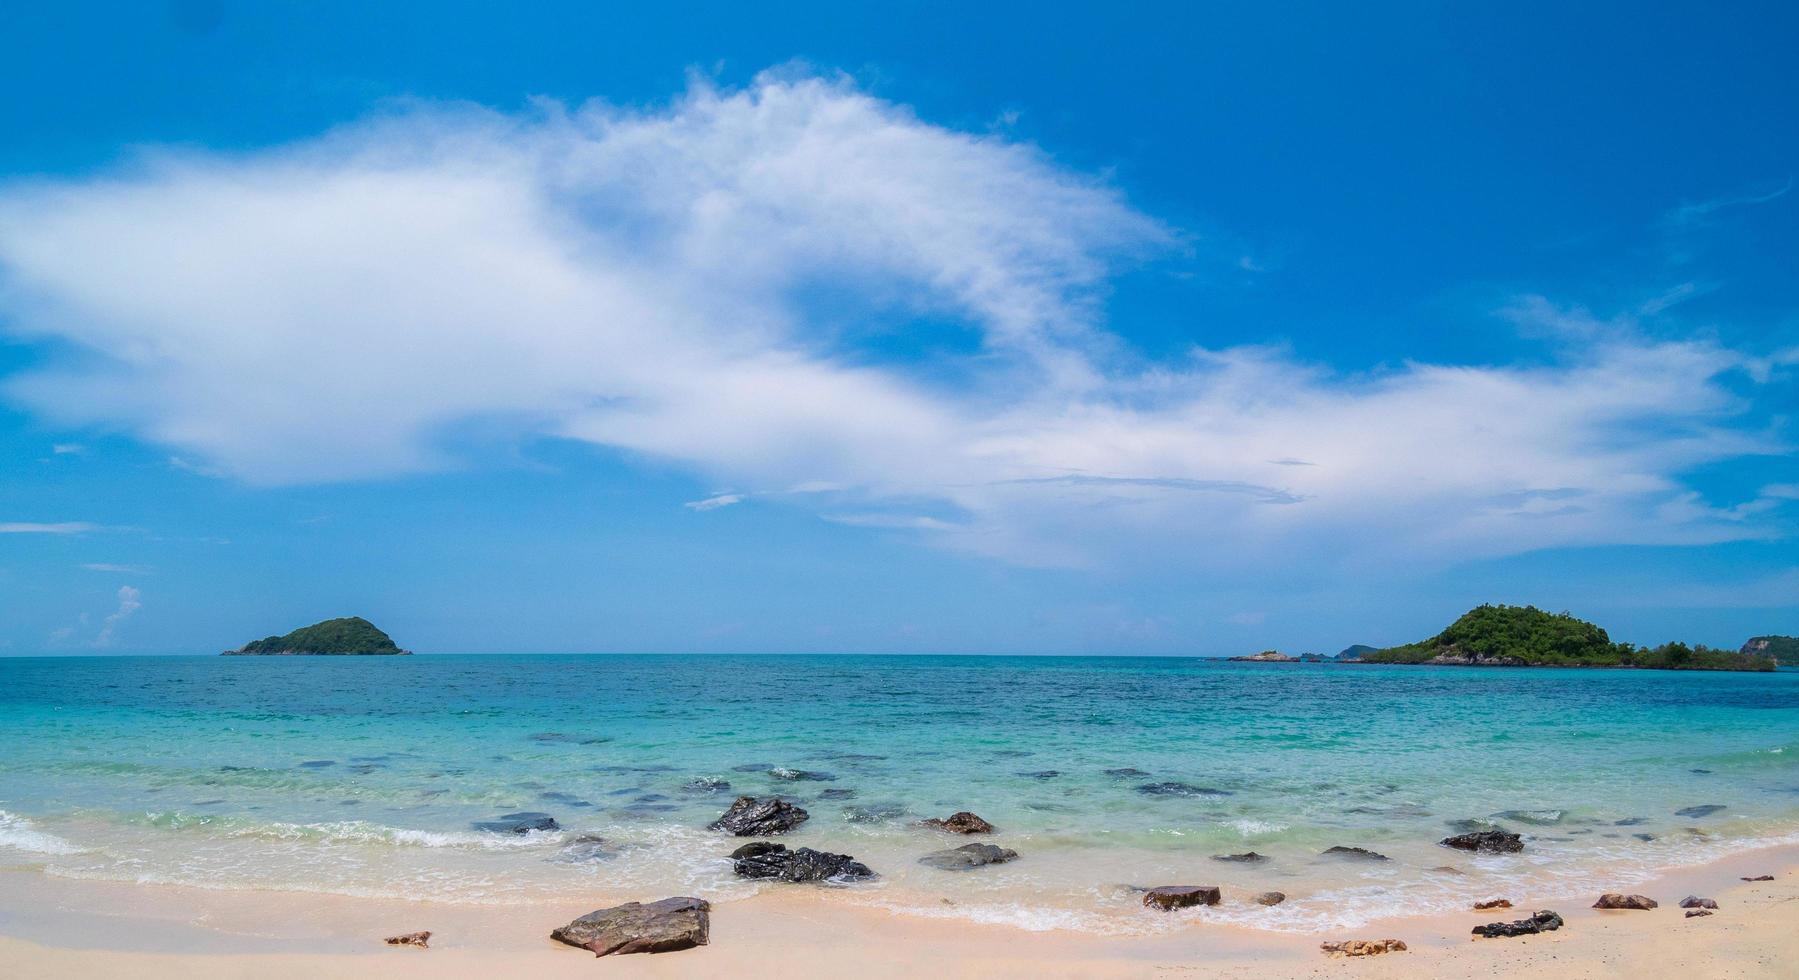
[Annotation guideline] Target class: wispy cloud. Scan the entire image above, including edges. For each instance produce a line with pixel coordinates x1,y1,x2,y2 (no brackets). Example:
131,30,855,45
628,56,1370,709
81,562,149,574
0,72,1791,573
0,522,101,534
92,585,141,647
684,493,744,512
51,442,84,455
1663,177,1793,229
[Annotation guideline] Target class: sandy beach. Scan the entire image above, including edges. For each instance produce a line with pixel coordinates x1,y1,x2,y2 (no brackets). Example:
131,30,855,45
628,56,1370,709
3,844,1793,978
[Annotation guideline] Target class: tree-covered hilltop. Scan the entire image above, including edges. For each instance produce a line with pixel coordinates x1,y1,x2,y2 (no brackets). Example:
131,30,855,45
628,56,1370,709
1364,605,1773,672
1742,635,1798,666
223,617,408,655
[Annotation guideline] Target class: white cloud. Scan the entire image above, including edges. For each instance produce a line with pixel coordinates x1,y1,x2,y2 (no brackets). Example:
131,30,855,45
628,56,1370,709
51,442,84,454
81,563,149,574
93,585,141,647
0,72,1791,573
0,522,101,534
684,493,744,512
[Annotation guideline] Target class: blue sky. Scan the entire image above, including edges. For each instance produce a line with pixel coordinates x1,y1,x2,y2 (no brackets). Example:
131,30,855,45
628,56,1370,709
1,1,1795,655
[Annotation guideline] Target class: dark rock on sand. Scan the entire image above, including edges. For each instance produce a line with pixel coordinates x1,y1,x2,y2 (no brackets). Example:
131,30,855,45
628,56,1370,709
1678,896,1718,909
1137,782,1233,798
1593,893,1658,910
1319,939,1407,956
1211,852,1269,864
1686,908,1714,918
1142,886,1221,910
708,796,809,836
920,811,994,834
1254,891,1286,906
1321,846,1389,862
1472,898,1513,910
731,842,876,883
1472,909,1563,939
550,897,710,957
918,843,1018,871
1441,830,1524,853
1743,875,1775,882
384,931,431,948
474,812,559,834
1674,804,1725,818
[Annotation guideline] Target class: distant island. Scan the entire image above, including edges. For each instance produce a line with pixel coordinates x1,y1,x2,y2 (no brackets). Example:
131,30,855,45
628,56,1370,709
1741,635,1798,666
222,617,410,656
1362,604,1773,672
1228,649,1298,663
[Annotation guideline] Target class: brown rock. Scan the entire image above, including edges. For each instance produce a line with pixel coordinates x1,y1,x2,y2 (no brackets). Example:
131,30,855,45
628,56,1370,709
920,811,994,834
1253,891,1286,906
1142,885,1222,910
550,897,710,957
1472,898,1513,910
384,931,431,948
1685,909,1714,918
1678,896,1717,909
1320,939,1408,957
1592,893,1658,910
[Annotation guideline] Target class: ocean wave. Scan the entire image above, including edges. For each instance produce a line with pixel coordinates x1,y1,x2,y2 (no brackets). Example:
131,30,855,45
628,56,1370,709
0,809,84,856
125,811,563,850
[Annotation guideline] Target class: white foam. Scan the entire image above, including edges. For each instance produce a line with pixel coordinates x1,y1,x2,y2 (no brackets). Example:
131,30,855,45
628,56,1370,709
0,809,83,856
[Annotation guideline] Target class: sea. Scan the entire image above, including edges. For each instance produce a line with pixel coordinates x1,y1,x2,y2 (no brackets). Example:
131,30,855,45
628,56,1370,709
2,654,1795,934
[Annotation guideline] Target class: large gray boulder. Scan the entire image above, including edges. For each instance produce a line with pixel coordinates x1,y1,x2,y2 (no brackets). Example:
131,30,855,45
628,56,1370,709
550,897,709,956
730,842,876,882
708,796,809,836
917,843,1018,870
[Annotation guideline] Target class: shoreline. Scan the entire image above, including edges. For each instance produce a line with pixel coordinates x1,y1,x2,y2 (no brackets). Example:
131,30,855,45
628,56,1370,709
2,842,1794,977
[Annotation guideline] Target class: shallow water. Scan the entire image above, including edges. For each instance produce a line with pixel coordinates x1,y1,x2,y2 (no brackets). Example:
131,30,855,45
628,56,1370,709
2,654,1795,933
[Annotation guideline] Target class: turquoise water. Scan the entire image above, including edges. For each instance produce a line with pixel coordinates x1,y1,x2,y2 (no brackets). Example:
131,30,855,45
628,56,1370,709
2,655,1796,933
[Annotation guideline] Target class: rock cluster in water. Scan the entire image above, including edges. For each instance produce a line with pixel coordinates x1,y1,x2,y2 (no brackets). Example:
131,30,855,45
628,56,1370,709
1440,830,1524,853
473,811,558,834
1141,885,1221,910
708,796,809,836
920,811,994,834
730,842,876,883
1472,909,1563,939
550,897,710,957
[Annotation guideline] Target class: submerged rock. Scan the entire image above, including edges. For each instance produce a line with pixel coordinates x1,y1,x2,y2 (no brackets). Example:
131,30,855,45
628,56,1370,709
1441,830,1523,853
384,931,431,948
843,802,909,824
1016,770,1061,779
1321,845,1390,862
681,777,731,794
708,796,809,836
1492,809,1563,825
550,897,709,956
1104,767,1150,778
1142,885,1221,910
730,842,876,883
1674,804,1725,818
920,811,994,834
1211,851,1269,864
769,767,836,782
1593,893,1658,910
1472,909,1562,939
817,787,857,800
474,811,558,834
1472,898,1513,910
1136,781,1233,797
918,843,1018,871
1254,891,1286,906
1678,895,1718,909
1320,939,1407,956
552,834,617,863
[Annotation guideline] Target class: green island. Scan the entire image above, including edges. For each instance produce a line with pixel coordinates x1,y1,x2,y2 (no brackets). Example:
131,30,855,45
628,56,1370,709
1362,604,1774,672
1741,635,1798,666
221,617,410,656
